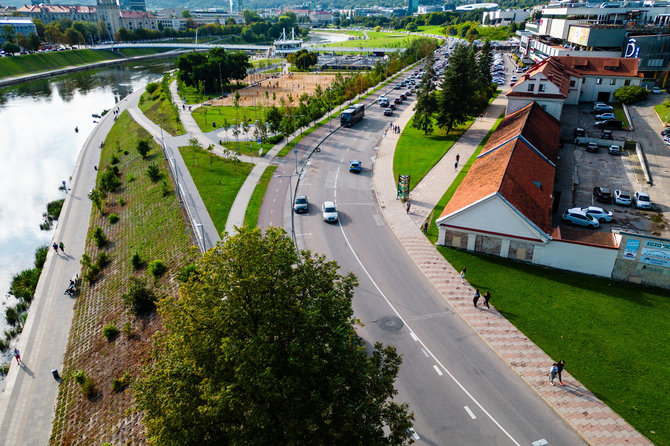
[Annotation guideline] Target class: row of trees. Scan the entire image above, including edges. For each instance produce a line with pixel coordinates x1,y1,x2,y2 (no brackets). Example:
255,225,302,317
412,40,495,135
336,9,483,30
177,48,251,94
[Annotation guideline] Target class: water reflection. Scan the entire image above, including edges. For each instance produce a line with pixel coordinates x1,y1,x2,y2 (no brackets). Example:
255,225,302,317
0,57,175,337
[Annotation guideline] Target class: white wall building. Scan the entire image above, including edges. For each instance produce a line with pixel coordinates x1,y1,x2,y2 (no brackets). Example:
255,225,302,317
482,9,531,26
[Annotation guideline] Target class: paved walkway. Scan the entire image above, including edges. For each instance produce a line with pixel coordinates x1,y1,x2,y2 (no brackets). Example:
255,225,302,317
372,95,651,446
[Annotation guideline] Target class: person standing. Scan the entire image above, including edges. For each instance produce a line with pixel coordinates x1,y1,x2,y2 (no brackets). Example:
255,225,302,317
59,242,64,253
53,243,59,253
406,200,411,214
460,267,467,281
483,290,491,308
456,153,460,164
557,360,565,386
14,347,21,365
473,289,481,307
549,362,559,386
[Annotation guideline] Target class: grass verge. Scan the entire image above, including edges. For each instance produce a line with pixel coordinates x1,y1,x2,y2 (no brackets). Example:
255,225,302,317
654,100,670,124
50,110,193,444
244,165,278,228
179,145,253,234
613,103,630,128
0,49,123,79
138,82,184,136
192,105,266,132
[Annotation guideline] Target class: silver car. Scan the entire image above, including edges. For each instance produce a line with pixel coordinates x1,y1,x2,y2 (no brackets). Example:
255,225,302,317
634,191,652,209
569,206,613,222
322,201,338,222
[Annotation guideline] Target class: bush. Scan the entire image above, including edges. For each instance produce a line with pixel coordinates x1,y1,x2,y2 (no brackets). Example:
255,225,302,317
122,278,158,316
110,154,119,165
117,197,126,206
102,324,119,341
148,260,167,278
131,252,143,270
137,140,151,159
147,163,162,182
614,85,649,104
112,372,133,392
0,363,9,377
177,264,197,282
92,226,107,248
267,134,283,144
34,245,49,269
146,82,160,94
99,166,121,193
108,213,119,224
160,180,171,197
74,370,96,398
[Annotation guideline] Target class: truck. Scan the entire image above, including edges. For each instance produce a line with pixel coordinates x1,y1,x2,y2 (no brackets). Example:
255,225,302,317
340,103,365,127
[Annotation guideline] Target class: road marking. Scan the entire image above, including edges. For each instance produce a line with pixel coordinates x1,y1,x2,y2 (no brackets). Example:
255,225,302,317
372,214,385,226
465,406,477,420
421,348,429,357
410,331,419,341
336,221,522,446
433,365,443,376
296,233,312,237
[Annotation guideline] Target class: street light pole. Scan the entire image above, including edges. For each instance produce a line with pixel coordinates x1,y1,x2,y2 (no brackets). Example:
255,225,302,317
294,149,298,174
275,174,298,257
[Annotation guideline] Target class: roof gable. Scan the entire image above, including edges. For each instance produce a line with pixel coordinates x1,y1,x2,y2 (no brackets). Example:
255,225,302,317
554,56,641,78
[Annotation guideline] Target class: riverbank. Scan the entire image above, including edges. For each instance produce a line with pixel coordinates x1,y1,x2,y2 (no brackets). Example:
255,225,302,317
0,49,186,88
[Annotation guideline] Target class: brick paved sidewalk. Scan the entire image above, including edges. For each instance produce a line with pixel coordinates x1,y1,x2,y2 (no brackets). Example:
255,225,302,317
373,99,651,446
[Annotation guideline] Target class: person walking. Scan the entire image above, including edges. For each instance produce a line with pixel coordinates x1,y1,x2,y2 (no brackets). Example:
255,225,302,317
454,160,459,170
456,153,460,164
460,267,467,281
59,242,64,252
473,289,481,307
13,347,21,365
53,242,59,253
406,200,411,214
549,362,559,386
483,290,491,308
557,360,565,386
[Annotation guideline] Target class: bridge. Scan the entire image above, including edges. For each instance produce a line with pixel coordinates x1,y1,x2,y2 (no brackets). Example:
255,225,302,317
91,42,403,54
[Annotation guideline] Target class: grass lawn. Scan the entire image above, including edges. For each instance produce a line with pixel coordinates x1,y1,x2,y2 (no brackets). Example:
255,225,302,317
179,145,253,234
393,117,475,191
252,58,282,68
0,49,123,79
138,83,185,136
178,81,246,104
50,110,194,444
435,247,670,446
192,105,267,132
415,25,445,35
613,103,630,128
324,31,431,48
244,165,278,227
654,100,670,124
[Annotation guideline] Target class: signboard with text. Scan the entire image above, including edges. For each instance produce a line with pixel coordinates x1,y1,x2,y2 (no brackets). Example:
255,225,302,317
397,175,410,200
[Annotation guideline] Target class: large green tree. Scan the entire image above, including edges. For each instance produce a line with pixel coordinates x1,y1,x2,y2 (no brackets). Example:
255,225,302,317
177,48,250,93
436,43,477,133
412,56,438,135
136,227,414,445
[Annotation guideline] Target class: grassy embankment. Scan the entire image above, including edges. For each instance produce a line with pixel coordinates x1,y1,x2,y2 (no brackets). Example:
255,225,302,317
138,81,185,136
323,31,428,49
179,144,254,235
50,110,194,444
613,103,630,128
0,49,124,79
244,165,278,228
192,105,266,131
422,112,670,446
654,100,670,124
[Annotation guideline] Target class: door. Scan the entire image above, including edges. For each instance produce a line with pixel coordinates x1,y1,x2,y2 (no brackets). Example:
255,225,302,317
597,91,610,102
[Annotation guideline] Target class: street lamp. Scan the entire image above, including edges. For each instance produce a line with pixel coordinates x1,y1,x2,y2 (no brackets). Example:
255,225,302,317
275,173,299,257
294,149,298,174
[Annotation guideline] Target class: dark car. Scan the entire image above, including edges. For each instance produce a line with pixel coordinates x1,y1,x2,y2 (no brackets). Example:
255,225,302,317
586,142,599,153
389,103,396,110
600,129,614,140
349,160,361,173
573,127,586,138
394,97,402,104
593,186,613,203
383,107,393,116
594,119,623,129
400,94,407,101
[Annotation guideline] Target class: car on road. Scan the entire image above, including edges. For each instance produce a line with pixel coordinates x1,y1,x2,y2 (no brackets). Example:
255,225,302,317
634,191,652,209
294,195,309,213
592,103,614,113
394,97,402,104
349,160,361,173
405,90,412,97
573,127,586,137
594,119,623,129
652,86,662,94
593,186,613,203
614,190,632,206
608,144,621,155
600,130,614,140
400,94,407,101
509,81,516,87
562,209,600,228
379,97,389,107
394,84,402,89
322,201,338,222
384,107,393,116
570,206,613,222
586,142,599,153
511,76,518,82
596,112,615,121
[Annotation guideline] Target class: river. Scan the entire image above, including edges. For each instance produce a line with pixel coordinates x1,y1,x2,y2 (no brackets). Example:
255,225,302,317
0,58,176,347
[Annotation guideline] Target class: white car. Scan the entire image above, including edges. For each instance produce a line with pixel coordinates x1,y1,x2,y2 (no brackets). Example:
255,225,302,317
322,201,338,222
614,190,632,206
652,86,662,94
634,191,652,209
562,209,599,229
569,206,613,222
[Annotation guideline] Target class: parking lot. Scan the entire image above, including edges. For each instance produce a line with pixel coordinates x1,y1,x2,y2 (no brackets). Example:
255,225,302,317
554,104,661,235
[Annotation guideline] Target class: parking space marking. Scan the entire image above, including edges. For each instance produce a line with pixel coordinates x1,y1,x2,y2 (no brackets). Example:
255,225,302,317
433,365,443,376
465,406,477,420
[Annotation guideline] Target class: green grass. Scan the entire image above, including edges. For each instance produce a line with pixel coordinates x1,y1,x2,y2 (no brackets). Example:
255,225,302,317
323,31,431,49
0,49,123,79
435,247,670,446
613,103,630,128
393,117,475,191
244,165,278,227
138,84,185,136
414,25,445,35
654,100,670,124
252,58,282,68
179,145,253,235
178,82,247,104
192,105,267,132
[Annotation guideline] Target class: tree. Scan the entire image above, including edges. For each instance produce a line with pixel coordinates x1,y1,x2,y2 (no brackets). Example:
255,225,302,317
287,49,318,70
436,43,477,133
265,106,283,134
135,227,414,445
406,22,418,32
2,41,20,54
412,58,438,135
2,24,15,44
136,139,151,158
32,18,45,39
614,85,649,104
476,40,493,91
65,27,83,46
27,32,41,51
181,9,192,18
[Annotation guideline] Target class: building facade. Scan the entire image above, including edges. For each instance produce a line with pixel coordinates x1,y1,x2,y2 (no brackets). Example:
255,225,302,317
482,9,531,27
0,18,36,43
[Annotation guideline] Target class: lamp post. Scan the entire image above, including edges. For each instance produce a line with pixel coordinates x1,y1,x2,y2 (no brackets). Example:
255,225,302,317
294,149,298,174
275,174,299,257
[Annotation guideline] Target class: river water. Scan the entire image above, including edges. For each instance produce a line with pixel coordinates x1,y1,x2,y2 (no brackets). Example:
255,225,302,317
0,58,176,343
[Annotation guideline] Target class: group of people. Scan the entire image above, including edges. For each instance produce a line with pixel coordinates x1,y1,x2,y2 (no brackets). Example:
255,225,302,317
472,289,491,309
52,242,64,253
389,122,401,134
549,360,566,386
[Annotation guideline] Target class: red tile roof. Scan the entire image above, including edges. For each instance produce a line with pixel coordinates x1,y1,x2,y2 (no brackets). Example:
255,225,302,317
551,226,619,248
121,10,157,18
18,4,96,13
509,57,582,98
554,56,642,78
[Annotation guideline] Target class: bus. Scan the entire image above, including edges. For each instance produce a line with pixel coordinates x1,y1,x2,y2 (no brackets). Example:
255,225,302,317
340,103,365,127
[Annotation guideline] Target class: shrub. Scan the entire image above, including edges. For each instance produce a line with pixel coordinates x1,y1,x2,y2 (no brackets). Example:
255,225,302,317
131,252,143,270
267,134,283,144
108,214,119,224
99,166,121,193
614,85,649,104
111,372,133,392
34,245,48,269
122,278,158,316
123,322,132,336
102,324,119,341
74,370,96,398
110,154,119,165
145,82,159,94
5,306,20,326
0,363,9,377
92,226,107,248
117,197,126,206
160,180,171,197
177,264,197,282
148,260,167,278
137,140,151,159
147,163,162,182
96,252,111,269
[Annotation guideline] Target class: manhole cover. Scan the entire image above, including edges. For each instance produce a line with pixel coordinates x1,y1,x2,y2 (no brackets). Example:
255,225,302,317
377,316,404,332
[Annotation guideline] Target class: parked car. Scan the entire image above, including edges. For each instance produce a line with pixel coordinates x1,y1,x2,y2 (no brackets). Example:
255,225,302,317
400,94,407,101
322,201,338,222
293,195,309,213
573,127,586,137
652,86,662,94
634,191,652,209
594,119,623,129
661,128,670,136
405,90,412,97
614,190,633,206
389,103,396,110
379,97,389,107
570,206,613,222
593,186,613,203
608,144,621,155
394,97,402,104
586,142,599,153
562,209,600,228
384,107,393,116
592,103,613,113
349,160,361,173
600,129,614,140
596,112,615,121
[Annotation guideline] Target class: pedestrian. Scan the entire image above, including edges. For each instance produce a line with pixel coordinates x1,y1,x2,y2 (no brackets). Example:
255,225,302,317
456,153,460,163
454,160,459,170
389,122,393,130
406,200,411,214
483,290,491,308
59,242,64,252
421,220,428,234
53,242,59,252
557,360,565,386
460,267,467,281
473,289,481,307
549,362,559,386
13,347,21,365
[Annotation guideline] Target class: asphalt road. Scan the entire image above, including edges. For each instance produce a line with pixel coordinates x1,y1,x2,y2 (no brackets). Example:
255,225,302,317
261,65,587,444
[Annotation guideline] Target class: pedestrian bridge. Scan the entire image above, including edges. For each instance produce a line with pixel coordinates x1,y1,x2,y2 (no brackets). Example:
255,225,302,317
91,42,403,54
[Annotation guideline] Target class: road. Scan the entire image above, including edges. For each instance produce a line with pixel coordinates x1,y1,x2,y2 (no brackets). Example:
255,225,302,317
260,64,587,444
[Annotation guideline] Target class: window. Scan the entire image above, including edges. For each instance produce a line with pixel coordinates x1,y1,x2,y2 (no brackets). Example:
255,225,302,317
569,80,576,87
540,104,547,110
624,79,631,86
596,78,603,85
610,79,616,85
539,84,546,92
528,84,535,91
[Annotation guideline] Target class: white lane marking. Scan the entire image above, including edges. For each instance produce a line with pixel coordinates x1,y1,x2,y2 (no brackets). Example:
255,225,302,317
465,406,477,420
410,331,419,341
372,214,385,226
296,233,312,237
421,348,430,357
336,222,522,446
433,365,443,376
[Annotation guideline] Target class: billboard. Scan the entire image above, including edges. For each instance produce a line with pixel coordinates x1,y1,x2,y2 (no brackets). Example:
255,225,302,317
568,26,591,47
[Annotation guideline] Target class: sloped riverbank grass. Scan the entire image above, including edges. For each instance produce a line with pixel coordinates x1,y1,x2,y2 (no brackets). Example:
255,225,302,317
0,49,123,79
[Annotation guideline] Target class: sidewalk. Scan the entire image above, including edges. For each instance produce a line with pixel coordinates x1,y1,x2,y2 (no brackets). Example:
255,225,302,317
372,97,651,445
